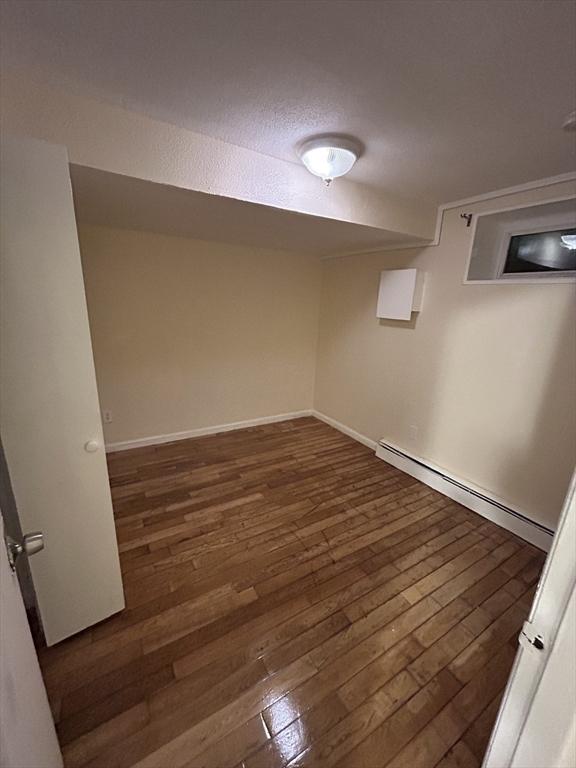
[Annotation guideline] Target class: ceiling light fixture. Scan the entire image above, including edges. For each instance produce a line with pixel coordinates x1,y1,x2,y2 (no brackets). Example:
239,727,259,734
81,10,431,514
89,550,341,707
298,136,361,186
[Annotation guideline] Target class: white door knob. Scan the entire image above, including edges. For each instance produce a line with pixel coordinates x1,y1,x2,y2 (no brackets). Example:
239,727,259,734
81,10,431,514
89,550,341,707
84,440,99,453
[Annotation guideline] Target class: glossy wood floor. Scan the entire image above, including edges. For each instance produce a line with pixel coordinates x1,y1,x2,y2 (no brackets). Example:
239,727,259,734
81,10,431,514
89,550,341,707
40,417,545,768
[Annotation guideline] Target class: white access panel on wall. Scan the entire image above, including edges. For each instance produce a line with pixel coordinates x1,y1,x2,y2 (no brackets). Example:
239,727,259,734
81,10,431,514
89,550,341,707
376,268,424,321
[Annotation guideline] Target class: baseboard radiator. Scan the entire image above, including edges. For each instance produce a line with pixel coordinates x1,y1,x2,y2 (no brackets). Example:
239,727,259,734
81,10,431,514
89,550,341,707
376,440,554,552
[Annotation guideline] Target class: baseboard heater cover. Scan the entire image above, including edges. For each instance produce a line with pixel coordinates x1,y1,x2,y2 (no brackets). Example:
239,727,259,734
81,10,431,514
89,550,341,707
376,440,554,552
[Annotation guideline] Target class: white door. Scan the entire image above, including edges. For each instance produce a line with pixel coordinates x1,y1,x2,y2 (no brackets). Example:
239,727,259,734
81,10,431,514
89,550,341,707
0,135,124,645
484,471,576,767
0,513,62,768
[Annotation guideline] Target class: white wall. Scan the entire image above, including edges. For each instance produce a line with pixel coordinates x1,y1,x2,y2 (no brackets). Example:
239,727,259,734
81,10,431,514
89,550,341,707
315,180,576,530
79,225,321,445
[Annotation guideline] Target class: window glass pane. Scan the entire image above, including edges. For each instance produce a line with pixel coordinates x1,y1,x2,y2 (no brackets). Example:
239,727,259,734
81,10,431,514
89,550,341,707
503,228,576,274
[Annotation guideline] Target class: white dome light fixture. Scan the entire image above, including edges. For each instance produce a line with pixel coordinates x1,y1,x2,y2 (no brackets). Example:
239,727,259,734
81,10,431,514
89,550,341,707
298,136,361,186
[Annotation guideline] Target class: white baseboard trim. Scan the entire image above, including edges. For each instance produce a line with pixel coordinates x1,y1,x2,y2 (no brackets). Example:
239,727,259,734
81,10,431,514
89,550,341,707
311,410,378,451
105,410,313,452
376,440,553,552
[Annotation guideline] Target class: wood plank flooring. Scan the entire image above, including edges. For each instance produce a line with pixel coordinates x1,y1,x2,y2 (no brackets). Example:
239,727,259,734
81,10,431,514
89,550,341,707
39,417,546,768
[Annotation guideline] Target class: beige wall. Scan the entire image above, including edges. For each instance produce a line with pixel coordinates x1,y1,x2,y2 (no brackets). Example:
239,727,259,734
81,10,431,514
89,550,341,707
315,181,576,530
80,182,575,530
79,225,321,445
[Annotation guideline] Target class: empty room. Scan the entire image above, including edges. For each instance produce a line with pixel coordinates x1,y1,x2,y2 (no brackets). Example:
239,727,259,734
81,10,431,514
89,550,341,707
1,1,575,767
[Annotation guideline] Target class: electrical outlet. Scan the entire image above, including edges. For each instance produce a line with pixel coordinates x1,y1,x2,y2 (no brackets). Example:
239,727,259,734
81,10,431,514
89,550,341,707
103,410,113,424
409,425,418,441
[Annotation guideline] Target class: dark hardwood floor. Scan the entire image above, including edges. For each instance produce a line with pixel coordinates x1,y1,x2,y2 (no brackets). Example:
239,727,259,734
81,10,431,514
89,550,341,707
39,417,545,767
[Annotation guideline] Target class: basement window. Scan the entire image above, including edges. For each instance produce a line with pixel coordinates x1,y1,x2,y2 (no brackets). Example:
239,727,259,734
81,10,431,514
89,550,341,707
465,199,576,284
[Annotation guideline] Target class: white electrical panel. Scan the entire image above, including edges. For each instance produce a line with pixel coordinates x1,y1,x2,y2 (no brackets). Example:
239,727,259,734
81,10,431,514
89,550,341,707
376,268,424,321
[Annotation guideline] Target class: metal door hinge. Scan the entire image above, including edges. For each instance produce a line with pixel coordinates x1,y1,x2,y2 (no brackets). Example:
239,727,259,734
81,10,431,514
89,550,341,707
519,620,545,654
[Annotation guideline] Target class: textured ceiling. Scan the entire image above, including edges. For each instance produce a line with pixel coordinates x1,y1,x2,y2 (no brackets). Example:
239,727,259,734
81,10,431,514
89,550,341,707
70,166,423,256
2,0,575,204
